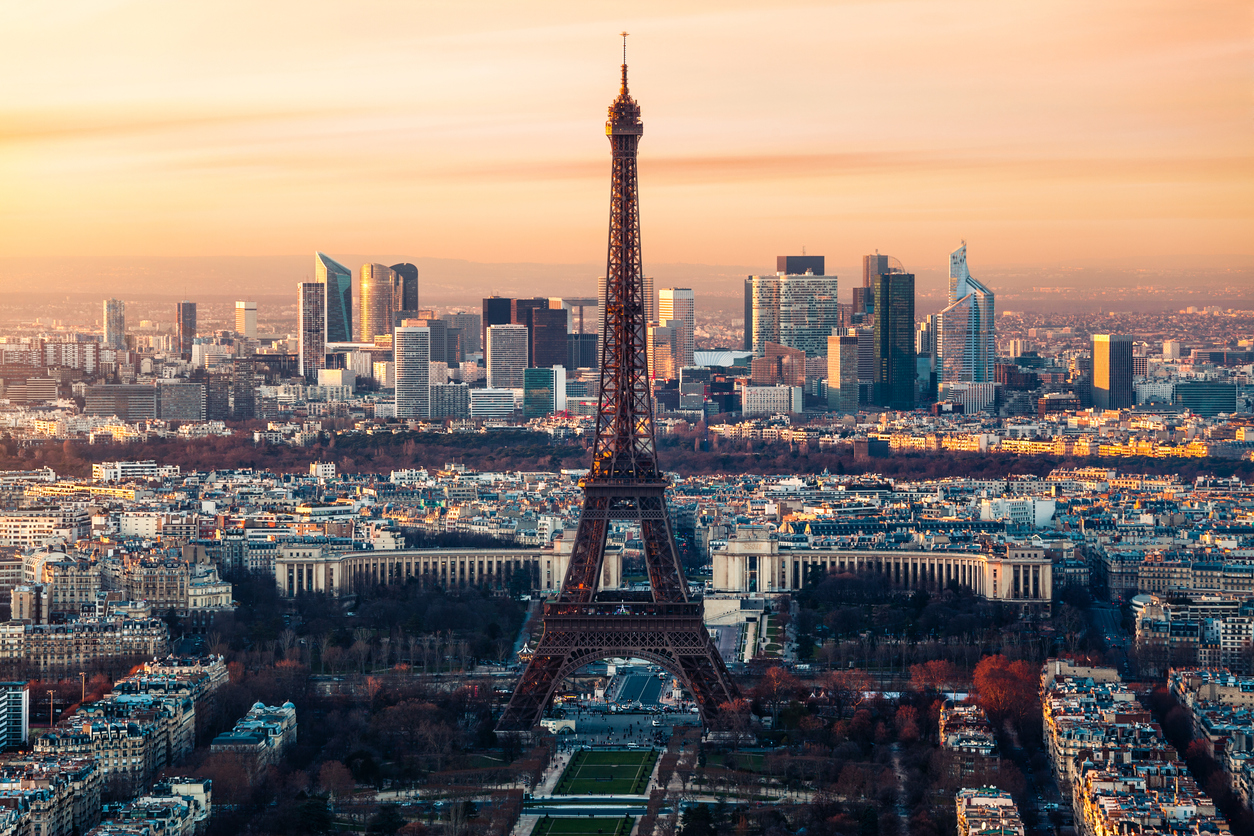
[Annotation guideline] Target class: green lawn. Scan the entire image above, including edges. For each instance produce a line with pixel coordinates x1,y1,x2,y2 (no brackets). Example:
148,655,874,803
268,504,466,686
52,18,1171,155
532,817,633,836
553,749,658,795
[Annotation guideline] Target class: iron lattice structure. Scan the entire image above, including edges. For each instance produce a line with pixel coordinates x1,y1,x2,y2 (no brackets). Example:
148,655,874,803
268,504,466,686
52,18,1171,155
497,48,739,732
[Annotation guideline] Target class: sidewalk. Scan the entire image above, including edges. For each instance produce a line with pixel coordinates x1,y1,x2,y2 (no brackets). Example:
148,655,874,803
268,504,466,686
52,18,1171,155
533,750,572,797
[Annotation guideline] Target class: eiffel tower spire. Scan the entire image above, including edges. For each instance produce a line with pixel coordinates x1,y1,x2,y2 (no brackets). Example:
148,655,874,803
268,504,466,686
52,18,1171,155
496,42,739,732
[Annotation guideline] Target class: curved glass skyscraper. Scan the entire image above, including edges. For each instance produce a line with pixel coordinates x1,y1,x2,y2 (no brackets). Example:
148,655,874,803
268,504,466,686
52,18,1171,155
315,252,353,344
938,242,995,386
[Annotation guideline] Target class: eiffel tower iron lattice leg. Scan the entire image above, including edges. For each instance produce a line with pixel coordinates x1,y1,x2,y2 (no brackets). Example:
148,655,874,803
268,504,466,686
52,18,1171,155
497,39,739,732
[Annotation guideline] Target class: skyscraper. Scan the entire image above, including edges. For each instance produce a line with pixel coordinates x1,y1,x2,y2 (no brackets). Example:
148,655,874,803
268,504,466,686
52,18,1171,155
523,366,567,418
871,263,915,410
861,253,892,315
486,324,528,389
647,322,677,380
658,288,695,370
530,307,568,369
297,283,326,380
742,278,754,352
750,261,839,358
394,326,431,418
938,242,995,388
315,252,353,344
482,296,513,353
103,299,125,350
443,312,482,355
175,301,196,358
234,301,257,339
389,263,419,324
1092,334,1134,410
410,317,449,364
358,264,397,344
827,334,859,414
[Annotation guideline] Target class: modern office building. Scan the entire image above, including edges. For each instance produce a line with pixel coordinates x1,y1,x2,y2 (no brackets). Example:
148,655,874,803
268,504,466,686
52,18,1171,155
658,288,695,370
156,382,206,421
647,322,677,380
938,242,995,392
431,382,470,419
872,265,915,410
409,318,449,364
529,308,568,369
751,342,805,387
568,333,599,369
297,282,326,380
443,312,481,356
749,257,838,359
827,334,859,414
482,296,513,354
394,326,431,419
234,301,257,339
84,384,158,421
523,366,567,418
175,301,196,358
469,388,516,419
315,252,353,344
358,264,396,344
1174,381,1237,417
486,324,528,389
743,278,754,352
103,299,126,350
861,253,893,315
389,263,419,324
0,683,28,751
1092,334,1134,410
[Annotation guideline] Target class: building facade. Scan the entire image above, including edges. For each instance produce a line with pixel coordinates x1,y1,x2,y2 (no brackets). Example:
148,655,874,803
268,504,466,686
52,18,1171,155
103,300,125,350
394,326,431,419
872,267,915,410
658,288,695,370
314,252,353,344
297,282,326,380
1092,334,1134,410
486,324,528,389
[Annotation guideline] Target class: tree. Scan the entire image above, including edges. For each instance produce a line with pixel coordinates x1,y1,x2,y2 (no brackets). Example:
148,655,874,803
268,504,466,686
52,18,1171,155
910,659,960,694
973,654,1038,731
317,760,355,800
367,805,406,835
755,666,802,727
823,668,874,718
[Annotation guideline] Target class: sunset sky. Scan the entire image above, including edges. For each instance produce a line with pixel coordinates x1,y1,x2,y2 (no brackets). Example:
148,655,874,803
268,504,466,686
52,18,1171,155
0,0,1250,273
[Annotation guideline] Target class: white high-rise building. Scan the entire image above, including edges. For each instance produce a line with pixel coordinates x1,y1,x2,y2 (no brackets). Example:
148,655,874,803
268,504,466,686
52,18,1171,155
234,301,257,339
658,288,695,370
938,242,995,389
297,283,326,380
103,299,126,350
750,273,839,358
394,326,431,418
486,324,528,389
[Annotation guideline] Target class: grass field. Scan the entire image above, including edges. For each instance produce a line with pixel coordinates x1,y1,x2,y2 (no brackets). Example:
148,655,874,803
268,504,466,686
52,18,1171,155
532,817,633,836
553,749,658,795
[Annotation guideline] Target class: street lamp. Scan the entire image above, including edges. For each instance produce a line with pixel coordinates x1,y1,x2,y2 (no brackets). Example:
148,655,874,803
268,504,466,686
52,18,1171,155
79,672,86,704
47,690,55,728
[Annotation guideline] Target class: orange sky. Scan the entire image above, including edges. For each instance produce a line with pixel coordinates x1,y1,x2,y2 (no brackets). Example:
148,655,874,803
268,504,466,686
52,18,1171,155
0,0,1250,271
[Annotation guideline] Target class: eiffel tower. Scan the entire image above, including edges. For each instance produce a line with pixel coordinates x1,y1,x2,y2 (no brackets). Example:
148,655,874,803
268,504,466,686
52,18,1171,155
496,37,739,732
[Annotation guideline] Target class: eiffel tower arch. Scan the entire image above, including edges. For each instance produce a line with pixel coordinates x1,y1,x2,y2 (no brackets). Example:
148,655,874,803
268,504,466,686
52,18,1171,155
496,39,740,732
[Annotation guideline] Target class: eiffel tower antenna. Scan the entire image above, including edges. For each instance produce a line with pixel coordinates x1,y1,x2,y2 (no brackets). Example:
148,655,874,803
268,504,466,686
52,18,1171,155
496,39,739,733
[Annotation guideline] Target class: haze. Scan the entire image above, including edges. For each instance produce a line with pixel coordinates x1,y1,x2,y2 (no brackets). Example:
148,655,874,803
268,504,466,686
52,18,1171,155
0,0,1250,280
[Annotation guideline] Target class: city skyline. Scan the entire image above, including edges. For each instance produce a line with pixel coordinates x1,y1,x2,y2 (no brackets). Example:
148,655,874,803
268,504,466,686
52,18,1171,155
0,2,1249,276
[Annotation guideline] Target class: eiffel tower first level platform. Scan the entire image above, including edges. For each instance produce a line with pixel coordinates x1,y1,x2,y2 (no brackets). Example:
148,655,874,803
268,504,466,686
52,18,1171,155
495,602,738,731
